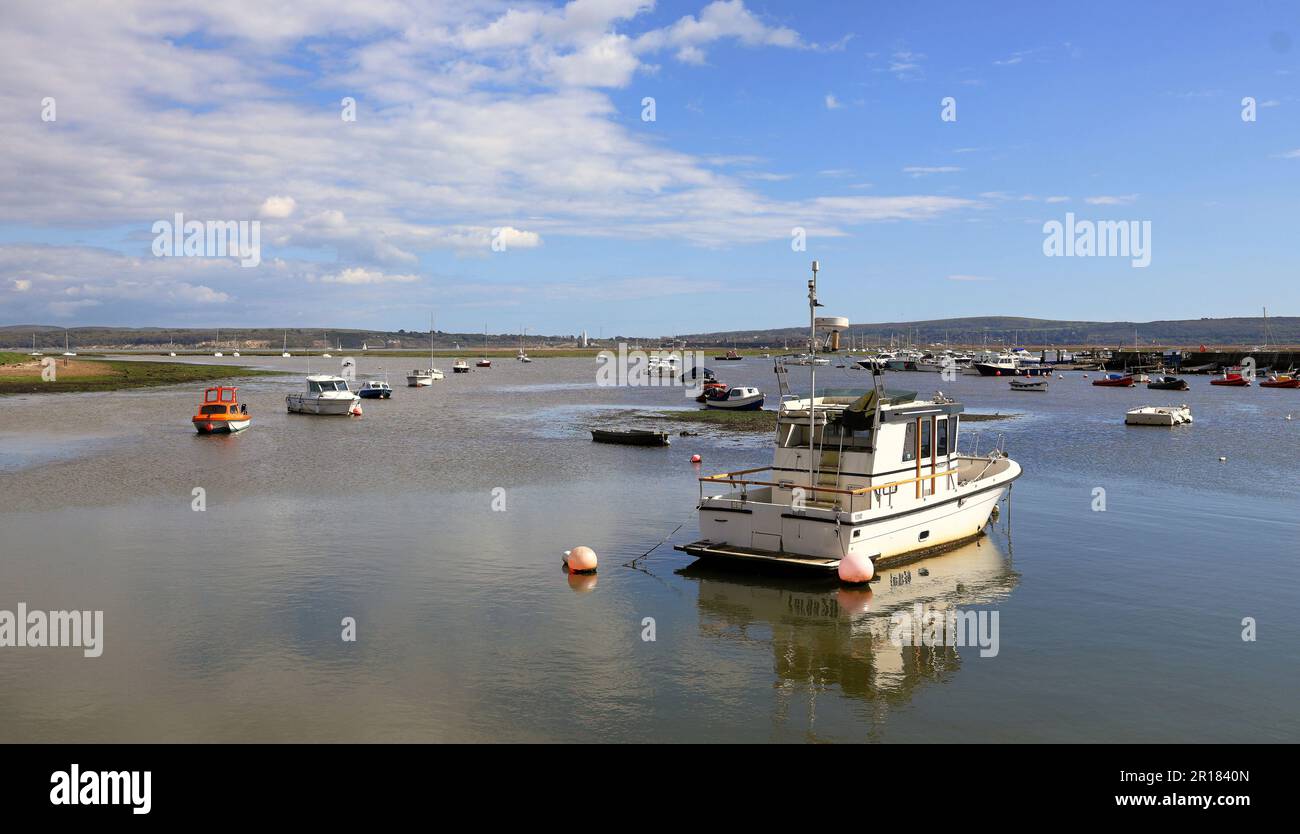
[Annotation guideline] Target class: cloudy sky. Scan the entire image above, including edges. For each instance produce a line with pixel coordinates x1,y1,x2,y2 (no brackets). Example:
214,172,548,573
2,0,1298,335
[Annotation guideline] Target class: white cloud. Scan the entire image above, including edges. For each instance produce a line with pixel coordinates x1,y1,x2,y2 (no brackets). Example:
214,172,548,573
1045,195,1070,203
319,267,420,285
12,279,31,291
903,166,962,176
1084,194,1139,205
824,93,841,110
259,196,297,218
947,274,993,282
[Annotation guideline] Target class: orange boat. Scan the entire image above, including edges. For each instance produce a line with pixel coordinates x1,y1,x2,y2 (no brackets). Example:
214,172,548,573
1260,374,1300,389
192,385,251,434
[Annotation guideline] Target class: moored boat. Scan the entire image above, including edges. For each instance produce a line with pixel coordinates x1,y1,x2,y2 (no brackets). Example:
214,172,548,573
591,428,671,446
357,379,392,399
192,385,251,434
1147,375,1188,391
676,262,1022,574
1210,370,1251,387
704,385,765,410
286,375,361,415
714,350,743,361
1260,374,1300,389
476,358,492,368
1125,405,1193,426
1009,379,1048,392
452,359,470,373
407,314,445,385
1092,373,1135,387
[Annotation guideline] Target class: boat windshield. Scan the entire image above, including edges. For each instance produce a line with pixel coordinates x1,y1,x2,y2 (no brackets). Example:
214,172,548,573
199,404,228,415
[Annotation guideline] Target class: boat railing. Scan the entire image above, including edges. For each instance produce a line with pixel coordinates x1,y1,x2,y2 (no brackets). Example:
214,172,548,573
698,466,958,514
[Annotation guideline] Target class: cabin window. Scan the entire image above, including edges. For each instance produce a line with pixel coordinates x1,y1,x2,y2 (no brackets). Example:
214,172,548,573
309,381,323,393
200,404,226,415
920,420,932,459
936,418,949,456
902,421,916,462
221,390,234,401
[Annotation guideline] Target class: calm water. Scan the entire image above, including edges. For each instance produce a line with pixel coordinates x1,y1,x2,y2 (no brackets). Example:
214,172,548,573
1,356,1298,742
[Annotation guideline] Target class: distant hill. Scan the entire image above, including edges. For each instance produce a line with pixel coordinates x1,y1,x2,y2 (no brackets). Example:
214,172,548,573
677,315,1300,349
1,315,1297,349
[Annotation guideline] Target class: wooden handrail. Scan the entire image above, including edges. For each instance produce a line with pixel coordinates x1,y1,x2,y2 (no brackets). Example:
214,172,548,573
699,468,957,497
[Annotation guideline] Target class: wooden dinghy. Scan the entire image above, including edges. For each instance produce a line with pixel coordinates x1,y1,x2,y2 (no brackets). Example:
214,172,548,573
591,429,671,446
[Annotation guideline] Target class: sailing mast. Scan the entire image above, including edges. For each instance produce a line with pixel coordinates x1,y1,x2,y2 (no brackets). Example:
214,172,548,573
807,260,820,492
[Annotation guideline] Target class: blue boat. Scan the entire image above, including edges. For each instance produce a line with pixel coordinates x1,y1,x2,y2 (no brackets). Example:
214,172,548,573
357,380,392,399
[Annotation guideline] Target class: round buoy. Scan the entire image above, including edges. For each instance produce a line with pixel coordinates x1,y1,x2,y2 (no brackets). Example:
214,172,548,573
995,370,1001,376
564,546,598,574
203,422,213,432
350,402,363,417
838,552,875,584
690,454,702,463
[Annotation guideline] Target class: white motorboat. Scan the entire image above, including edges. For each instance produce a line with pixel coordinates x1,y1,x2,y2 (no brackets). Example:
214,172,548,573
704,386,765,410
676,261,1022,574
452,359,470,373
286,375,361,415
647,354,681,377
1125,404,1193,426
408,314,445,385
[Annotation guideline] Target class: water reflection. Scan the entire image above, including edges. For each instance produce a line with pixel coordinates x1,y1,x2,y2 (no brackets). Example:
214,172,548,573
677,530,1019,725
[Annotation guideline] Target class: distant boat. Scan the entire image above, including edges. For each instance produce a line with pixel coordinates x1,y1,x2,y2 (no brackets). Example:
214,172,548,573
192,385,251,434
591,428,670,446
356,379,393,399
476,358,492,368
1126,405,1193,426
1210,369,1251,387
29,333,43,357
1009,379,1048,392
408,314,445,385
704,386,765,410
62,330,76,356
1147,375,1188,391
714,350,742,361
281,332,291,358
452,359,470,373
1092,373,1135,387
1260,374,1300,389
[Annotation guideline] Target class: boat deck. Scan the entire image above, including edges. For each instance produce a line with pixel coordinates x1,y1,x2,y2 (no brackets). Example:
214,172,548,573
674,540,841,572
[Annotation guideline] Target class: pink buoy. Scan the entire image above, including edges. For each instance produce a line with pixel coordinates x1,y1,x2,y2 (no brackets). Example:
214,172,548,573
564,546,598,574
837,552,875,584
690,454,702,463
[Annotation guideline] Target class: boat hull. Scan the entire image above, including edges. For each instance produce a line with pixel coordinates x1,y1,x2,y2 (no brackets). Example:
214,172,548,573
1092,377,1135,387
591,430,670,446
705,395,765,410
193,418,250,434
1147,380,1188,391
684,468,1018,572
1261,378,1300,389
357,389,391,399
286,394,358,415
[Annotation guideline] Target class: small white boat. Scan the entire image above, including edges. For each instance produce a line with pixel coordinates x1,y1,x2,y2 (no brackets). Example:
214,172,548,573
1125,404,1193,426
452,359,470,373
1009,379,1049,392
286,375,361,415
408,314,445,385
281,332,291,358
704,386,765,410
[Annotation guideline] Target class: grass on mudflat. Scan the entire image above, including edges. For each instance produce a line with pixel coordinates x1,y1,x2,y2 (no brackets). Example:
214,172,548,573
0,357,279,395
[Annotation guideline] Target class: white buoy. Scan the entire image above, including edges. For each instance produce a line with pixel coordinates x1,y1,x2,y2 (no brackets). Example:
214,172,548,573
564,546,598,574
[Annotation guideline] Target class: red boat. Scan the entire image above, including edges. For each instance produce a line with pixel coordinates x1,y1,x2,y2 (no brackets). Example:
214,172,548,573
695,381,729,402
1210,372,1251,387
1260,374,1300,389
1092,373,1134,387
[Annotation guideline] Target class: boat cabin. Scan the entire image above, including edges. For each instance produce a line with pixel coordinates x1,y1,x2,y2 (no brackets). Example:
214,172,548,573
307,376,351,392
197,385,246,416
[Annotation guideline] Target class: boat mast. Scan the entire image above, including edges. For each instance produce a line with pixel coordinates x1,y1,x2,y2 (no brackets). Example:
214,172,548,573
808,260,819,492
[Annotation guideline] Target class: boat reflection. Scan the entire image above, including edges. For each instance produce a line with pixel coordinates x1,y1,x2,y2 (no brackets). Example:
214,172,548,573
676,530,1019,714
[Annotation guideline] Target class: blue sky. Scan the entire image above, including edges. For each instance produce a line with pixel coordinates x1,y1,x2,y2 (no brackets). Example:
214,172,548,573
1,0,1297,336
